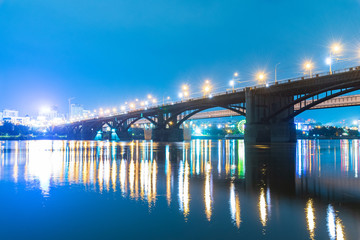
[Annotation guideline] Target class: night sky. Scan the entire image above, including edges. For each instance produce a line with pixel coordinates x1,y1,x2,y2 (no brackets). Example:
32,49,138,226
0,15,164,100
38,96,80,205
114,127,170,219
0,0,360,124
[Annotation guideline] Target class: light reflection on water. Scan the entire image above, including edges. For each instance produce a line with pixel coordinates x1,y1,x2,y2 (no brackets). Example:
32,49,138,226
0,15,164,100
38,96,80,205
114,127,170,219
0,139,359,239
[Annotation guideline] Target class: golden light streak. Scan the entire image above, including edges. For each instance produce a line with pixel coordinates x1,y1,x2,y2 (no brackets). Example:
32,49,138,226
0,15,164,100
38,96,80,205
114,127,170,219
336,218,345,240
259,188,267,227
306,199,316,240
204,162,212,221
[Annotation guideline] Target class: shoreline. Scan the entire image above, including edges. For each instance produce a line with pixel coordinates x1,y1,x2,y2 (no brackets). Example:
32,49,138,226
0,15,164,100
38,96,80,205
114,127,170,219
1,135,360,141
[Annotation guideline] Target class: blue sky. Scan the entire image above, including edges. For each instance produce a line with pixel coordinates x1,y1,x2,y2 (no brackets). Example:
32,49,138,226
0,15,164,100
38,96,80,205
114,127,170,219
0,0,360,123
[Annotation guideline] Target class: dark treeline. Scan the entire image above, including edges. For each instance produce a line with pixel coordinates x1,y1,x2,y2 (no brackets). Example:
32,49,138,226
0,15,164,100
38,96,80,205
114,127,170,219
0,122,61,140
0,122,37,136
300,126,359,138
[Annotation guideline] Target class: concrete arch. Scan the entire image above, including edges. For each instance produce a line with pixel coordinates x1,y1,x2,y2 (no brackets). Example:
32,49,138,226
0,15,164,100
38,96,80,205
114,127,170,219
266,80,360,122
125,116,157,130
285,86,360,120
164,103,246,128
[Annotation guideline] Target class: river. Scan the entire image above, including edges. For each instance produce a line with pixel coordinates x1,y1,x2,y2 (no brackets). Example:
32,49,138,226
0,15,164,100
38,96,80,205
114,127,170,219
0,139,358,239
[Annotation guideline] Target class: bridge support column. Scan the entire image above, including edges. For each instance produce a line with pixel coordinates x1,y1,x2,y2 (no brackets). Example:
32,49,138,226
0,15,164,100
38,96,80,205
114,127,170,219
152,128,184,142
183,127,192,141
67,126,99,140
116,129,132,141
82,126,101,140
245,89,296,143
144,129,152,140
81,131,99,140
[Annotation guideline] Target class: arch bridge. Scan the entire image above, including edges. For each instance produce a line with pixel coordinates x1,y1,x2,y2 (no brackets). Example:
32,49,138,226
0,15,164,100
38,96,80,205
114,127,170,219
53,66,360,143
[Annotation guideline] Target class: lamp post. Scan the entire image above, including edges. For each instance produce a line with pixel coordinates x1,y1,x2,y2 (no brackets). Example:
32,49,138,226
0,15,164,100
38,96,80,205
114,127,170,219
182,84,189,100
203,80,211,97
229,72,238,92
229,80,235,92
328,43,342,75
275,63,280,83
304,61,313,78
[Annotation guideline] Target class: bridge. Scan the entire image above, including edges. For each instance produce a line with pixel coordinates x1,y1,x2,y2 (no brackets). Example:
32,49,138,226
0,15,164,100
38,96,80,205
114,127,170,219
53,66,360,143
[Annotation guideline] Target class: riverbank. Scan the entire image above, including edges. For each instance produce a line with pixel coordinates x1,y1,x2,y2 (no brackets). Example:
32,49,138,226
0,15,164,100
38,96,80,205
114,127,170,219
0,135,66,140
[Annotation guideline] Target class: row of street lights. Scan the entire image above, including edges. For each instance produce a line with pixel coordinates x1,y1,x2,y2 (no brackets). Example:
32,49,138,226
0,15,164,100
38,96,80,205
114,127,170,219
78,41,356,121
228,42,346,89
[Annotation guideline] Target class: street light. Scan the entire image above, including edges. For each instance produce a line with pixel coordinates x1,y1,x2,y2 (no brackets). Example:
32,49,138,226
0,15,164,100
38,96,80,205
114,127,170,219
180,84,190,100
229,72,239,92
256,71,267,84
229,80,235,92
328,42,343,74
203,80,212,97
303,60,313,77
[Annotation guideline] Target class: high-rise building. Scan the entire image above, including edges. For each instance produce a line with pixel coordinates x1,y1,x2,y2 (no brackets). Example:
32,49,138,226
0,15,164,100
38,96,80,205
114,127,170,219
70,104,84,119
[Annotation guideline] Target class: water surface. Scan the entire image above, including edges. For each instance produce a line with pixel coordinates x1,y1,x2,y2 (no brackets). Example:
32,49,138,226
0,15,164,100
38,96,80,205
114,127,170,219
0,139,359,239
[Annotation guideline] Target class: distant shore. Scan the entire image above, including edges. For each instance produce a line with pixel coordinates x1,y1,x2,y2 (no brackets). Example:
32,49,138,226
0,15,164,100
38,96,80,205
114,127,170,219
1,135,360,141
0,135,66,141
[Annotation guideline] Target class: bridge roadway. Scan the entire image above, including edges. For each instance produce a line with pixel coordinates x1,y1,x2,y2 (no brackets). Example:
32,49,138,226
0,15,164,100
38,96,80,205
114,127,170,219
53,66,360,143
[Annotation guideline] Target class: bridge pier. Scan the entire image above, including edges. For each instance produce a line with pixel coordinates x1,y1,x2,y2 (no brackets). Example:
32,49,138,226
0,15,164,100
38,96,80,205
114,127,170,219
245,88,296,143
152,128,184,142
144,129,152,140
116,129,132,141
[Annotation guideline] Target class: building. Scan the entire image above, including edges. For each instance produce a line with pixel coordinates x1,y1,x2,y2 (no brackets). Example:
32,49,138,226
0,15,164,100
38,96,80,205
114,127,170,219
70,104,84,120
3,109,19,118
1,109,21,124
13,116,31,125
70,104,90,120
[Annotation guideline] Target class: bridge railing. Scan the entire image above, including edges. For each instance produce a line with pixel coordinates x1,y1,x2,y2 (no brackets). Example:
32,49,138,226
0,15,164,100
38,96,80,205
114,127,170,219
264,65,360,88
